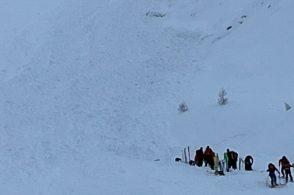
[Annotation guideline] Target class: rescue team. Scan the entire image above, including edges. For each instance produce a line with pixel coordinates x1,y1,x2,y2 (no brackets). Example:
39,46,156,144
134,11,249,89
178,146,293,188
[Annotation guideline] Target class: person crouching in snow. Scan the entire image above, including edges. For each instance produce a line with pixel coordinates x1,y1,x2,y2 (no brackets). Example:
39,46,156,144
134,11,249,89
244,155,253,171
267,163,280,187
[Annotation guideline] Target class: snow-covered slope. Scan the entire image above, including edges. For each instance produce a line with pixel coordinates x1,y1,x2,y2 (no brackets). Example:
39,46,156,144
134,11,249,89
1,0,294,194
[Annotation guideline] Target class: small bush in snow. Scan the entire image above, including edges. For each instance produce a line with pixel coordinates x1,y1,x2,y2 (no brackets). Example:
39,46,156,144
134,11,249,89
218,88,228,105
178,102,188,113
285,102,291,111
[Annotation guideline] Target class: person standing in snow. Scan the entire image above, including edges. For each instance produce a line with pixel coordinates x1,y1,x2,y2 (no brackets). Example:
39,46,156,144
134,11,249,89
204,146,215,169
225,149,238,171
244,155,253,171
229,150,238,170
194,147,204,167
279,156,286,178
279,156,293,182
267,163,280,187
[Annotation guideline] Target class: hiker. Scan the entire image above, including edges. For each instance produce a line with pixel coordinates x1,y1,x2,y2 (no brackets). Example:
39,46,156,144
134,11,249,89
279,157,286,178
226,149,238,171
194,147,204,167
279,156,293,182
230,150,238,170
267,163,280,187
244,155,253,171
204,146,215,169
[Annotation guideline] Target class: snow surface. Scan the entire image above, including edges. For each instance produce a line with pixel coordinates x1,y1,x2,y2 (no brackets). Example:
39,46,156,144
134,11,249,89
1,0,294,194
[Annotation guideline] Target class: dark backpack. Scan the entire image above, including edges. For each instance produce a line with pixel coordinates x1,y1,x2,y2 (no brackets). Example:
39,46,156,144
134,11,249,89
231,151,238,160
245,155,253,164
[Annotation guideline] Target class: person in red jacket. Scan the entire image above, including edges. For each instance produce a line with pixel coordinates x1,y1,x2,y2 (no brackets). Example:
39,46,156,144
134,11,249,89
203,146,215,170
267,163,280,187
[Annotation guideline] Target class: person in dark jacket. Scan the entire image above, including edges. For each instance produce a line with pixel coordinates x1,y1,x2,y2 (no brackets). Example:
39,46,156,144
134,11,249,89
279,156,286,178
227,149,238,170
267,163,280,187
279,156,293,182
194,147,203,167
244,155,253,171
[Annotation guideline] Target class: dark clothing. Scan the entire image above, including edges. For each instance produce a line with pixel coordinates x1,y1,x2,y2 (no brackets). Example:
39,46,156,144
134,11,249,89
269,172,277,187
244,155,253,171
267,163,280,187
267,163,279,174
228,151,238,170
194,148,204,167
285,169,293,182
279,158,286,177
279,157,293,182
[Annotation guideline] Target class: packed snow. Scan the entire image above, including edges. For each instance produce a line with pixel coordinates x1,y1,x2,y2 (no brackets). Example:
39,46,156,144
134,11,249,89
0,0,294,194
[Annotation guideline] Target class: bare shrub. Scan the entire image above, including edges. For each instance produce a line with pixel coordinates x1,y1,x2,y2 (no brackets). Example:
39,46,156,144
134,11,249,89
218,88,228,105
178,102,188,113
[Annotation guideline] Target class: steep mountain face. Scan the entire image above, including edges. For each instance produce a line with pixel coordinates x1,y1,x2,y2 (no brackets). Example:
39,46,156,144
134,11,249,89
0,0,177,164
166,2,294,194
170,0,294,155
1,0,294,194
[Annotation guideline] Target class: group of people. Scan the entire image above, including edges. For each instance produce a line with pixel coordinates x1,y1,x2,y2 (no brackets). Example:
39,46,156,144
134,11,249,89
267,156,293,187
177,146,294,188
181,146,294,187
193,146,252,175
